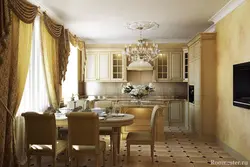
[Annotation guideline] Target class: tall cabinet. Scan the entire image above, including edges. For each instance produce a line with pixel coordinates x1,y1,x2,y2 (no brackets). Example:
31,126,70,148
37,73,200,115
188,33,216,139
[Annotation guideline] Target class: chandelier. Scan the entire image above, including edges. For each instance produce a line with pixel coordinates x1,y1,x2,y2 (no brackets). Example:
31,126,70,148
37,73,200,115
123,21,160,62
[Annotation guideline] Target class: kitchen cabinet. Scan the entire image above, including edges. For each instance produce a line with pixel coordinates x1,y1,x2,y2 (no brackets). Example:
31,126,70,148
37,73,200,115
111,52,127,81
155,51,183,82
85,50,126,82
188,33,216,138
183,48,188,82
168,101,184,125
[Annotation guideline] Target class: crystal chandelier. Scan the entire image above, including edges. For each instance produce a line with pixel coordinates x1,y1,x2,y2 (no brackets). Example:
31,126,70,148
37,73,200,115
123,21,160,62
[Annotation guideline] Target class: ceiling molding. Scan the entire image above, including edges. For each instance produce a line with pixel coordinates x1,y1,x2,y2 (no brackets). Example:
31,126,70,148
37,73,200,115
204,24,216,33
85,38,190,44
209,0,246,24
28,0,64,25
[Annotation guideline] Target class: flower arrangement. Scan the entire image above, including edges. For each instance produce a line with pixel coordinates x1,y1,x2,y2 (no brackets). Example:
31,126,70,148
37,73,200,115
122,83,155,99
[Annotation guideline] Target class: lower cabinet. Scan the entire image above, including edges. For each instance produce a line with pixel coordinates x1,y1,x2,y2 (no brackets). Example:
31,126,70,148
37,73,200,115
167,101,185,126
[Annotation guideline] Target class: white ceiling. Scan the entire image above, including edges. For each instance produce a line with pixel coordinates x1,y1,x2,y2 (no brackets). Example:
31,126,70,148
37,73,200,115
33,0,230,44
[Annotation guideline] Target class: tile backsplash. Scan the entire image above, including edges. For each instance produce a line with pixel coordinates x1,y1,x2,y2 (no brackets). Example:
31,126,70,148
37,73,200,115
84,82,187,98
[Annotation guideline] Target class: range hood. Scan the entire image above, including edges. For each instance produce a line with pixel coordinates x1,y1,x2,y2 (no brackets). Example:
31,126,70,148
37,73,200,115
127,60,154,71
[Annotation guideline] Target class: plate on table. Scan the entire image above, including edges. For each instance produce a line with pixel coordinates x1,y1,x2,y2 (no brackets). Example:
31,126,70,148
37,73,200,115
55,113,67,120
99,117,105,120
111,113,125,117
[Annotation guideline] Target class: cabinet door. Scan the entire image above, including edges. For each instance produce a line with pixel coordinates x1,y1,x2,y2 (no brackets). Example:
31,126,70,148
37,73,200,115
85,52,97,81
98,52,110,81
194,104,201,135
171,52,183,81
188,103,194,131
157,52,170,81
169,101,183,124
111,52,126,81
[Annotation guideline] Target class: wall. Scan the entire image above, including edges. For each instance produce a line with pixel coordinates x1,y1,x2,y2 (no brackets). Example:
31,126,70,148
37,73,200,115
216,0,250,160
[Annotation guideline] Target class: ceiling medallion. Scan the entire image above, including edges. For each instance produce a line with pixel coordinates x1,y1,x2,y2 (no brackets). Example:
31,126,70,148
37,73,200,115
123,21,160,63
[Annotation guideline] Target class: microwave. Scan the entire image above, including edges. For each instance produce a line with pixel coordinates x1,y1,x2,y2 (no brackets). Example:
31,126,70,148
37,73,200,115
189,85,194,104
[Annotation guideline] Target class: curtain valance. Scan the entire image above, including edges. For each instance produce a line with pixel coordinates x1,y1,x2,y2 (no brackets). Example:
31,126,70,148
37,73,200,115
8,0,38,24
43,12,63,38
69,32,85,51
59,29,70,81
0,0,11,58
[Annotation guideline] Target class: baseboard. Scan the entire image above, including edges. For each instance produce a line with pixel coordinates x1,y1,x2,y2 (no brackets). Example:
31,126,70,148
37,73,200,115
217,138,250,167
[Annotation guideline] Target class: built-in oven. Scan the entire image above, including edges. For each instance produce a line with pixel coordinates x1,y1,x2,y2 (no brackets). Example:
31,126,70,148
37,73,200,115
189,85,194,104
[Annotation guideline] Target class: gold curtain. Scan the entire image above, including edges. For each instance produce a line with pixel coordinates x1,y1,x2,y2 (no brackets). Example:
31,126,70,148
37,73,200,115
0,0,11,65
0,12,19,167
69,31,85,50
41,16,60,108
8,0,38,24
43,12,70,83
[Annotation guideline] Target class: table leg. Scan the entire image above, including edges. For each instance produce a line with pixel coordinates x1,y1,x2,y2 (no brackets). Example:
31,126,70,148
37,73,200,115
112,127,119,166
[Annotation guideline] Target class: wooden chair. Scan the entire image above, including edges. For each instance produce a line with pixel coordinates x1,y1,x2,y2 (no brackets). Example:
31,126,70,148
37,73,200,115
126,105,161,162
94,101,114,150
22,112,67,167
66,112,106,167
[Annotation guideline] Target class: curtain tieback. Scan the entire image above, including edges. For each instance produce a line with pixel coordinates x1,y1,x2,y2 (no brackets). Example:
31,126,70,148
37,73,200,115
0,99,14,119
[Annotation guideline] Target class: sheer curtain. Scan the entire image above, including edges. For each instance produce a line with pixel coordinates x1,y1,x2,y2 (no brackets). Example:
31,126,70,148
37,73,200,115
62,44,78,104
15,16,50,164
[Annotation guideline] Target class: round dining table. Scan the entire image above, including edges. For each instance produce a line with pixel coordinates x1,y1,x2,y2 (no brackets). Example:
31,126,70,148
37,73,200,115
56,113,134,166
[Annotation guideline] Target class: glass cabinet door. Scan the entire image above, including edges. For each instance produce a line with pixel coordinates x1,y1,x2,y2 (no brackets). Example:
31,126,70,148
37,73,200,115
111,52,125,80
157,52,170,80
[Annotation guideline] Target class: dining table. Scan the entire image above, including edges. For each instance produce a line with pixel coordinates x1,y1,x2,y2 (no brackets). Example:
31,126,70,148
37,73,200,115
55,112,135,166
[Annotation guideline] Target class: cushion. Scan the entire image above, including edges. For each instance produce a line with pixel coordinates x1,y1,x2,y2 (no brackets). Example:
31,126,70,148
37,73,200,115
29,140,67,155
126,132,152,142
72,141,106,153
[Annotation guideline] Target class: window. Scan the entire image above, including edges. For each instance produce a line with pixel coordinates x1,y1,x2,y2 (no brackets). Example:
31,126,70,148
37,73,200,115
62,44,78,104
17,16,50,116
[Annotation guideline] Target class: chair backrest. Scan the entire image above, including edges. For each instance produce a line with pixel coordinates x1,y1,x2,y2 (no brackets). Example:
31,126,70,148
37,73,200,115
66,112,99,151
22,112,56,147
94,101,112,108
150,105,161,139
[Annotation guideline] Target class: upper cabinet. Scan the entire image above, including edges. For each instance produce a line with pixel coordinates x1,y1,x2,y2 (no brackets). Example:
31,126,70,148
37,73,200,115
183,48,188,82
111,52,127,81
85,50,127,82
155,51,183,82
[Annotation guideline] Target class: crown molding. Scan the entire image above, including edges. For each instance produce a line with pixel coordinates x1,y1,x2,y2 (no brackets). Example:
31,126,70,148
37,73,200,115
85,38,190,44
209,0,246,24
28,0,64,25
204,24,216,32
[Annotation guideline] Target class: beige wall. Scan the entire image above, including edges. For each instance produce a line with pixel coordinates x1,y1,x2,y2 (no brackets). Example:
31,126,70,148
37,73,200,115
216,0,250,160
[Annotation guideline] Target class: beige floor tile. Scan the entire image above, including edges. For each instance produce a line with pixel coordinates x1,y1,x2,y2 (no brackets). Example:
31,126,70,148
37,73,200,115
158,162,176,167
175,162,194,167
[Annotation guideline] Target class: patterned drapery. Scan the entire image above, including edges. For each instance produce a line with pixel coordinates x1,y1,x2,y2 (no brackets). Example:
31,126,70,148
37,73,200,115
69,32,85,51
0,0,11,63
43,12,70,83
8,0,38,24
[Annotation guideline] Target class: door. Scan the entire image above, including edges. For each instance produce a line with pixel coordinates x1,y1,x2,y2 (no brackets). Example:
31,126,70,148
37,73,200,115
171,52,183,81
98,52,110,81
156,52,170,81
85,52,97,81
111,52,126,81
169,101,183,124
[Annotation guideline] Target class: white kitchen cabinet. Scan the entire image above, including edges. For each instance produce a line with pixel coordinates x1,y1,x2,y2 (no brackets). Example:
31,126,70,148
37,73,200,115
85,50,126,82
111,52,127,81
99,52,110,81
156,51,183,82
85,52,98,81
169,101,184,125
171,52,183,81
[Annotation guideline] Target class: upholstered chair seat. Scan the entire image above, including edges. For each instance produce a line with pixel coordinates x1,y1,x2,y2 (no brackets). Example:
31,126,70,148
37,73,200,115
29,140,67,155
126,132,152,143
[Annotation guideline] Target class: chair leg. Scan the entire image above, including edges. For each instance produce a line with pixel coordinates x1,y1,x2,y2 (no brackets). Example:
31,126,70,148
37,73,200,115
95,154,100,167
76,158,79,167
37,156,41,167
65,150,68,166
151,144,154,162
127,142,130,161
52,156,56,167
103,151,105,167
27,155,31,167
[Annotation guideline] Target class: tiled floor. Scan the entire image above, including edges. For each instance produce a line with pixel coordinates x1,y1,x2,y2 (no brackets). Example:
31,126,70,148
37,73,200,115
23,127,244,167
